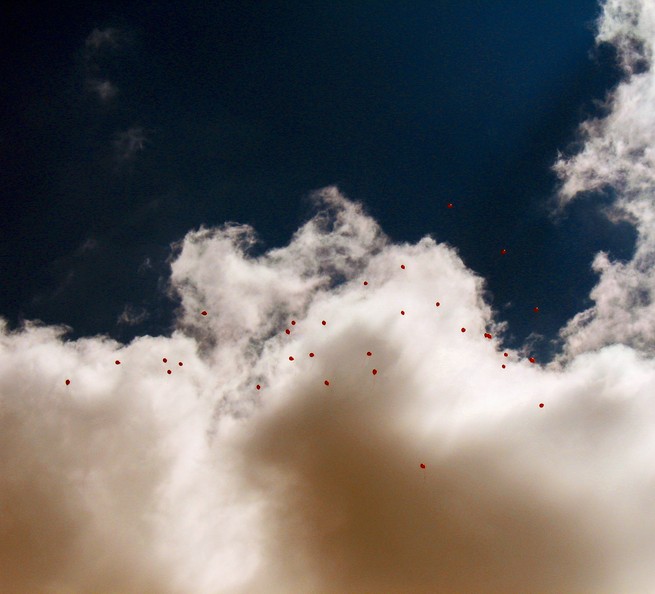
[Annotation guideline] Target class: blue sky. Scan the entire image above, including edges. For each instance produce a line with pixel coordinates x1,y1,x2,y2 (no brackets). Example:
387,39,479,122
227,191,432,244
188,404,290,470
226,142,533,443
2,2,655,592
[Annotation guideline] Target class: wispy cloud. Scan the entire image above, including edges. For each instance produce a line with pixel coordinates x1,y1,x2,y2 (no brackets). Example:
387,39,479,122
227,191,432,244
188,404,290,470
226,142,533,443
85,27,122,51
113,127,148,162
553,0,655,361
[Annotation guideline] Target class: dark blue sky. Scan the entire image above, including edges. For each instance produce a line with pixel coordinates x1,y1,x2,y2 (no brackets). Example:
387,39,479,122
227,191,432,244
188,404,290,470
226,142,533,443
1,1,632,361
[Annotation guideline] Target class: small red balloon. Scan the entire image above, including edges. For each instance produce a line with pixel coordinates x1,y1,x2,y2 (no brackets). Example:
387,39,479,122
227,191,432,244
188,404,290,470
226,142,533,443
363,281,368,285
447,203,453,209
400,310,405,315
401,264,405,269
285,329,291,335
256,384,261,390
372,369,378,375
289,356,294,361
321,320,326,326
435,301,440,307
529,357,536,363
309,352,315,357
366,351,372,356
324,380,330,386
291,320,296,326
162,357,167,363
420,463,425,469
65,379,70,385
115,360,121,365
178,361,183,366
502,364,506,369
504,352,508,357
533,307,539,313
461,327,466,333
201,310,207,316
167,369,172,374
500,248,507,255
539,403,544,408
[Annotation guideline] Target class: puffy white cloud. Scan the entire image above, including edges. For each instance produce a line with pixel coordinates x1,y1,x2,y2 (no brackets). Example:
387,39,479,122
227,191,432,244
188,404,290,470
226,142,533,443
553,0,655,361
2,186,655,592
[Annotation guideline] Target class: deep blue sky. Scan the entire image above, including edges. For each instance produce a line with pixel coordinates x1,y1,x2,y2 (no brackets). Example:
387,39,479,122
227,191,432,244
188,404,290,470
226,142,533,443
1,1,633,361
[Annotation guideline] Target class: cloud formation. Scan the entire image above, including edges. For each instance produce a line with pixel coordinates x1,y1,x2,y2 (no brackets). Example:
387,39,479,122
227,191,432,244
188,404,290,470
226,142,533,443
554,0,655,361
3,2,655,592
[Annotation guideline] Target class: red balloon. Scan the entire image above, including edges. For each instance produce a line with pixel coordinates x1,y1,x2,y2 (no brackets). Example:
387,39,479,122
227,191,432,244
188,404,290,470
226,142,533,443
435,301,440,307
201,310,207,316
309,352,315,357
363,281,368,285
65,379,70,385
366,351,372,356
321,320,326,326
291,320,296,326
529,357,536,363
285,329,291,335
502,364,506,369
115,360,121,365
256,384,261,390
162,357,167,363
400,310,405,315
504,352,508,357
447,203,453,209
461,327,466,333
372,369,378,375
167,369,172,375
533,307,539,313
178,361,183,366
420,463,426,469
289,356,294,361
401,264,406,269
500,248,507,255
324,380,330,386
539,403,544,408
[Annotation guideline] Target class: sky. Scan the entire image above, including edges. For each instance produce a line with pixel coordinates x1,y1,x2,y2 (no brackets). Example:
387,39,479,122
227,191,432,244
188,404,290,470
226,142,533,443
1,1,655,592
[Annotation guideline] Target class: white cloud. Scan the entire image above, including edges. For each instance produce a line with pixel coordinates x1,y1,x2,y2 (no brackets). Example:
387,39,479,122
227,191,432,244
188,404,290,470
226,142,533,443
2,186,655,592
87,79,118,102
85,28,122,51
553,0,655,361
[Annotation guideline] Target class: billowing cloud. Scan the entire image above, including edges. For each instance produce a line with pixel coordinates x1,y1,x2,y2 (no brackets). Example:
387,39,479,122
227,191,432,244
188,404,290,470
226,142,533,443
3,2,655,592
553,0,655,361
2,185,655,592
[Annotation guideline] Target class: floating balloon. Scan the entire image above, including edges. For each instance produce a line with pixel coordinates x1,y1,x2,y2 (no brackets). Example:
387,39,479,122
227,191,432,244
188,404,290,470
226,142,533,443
504,352,508,357
256,384,261,390
178,361,183,366
201,310,207,316
291,320,296,326
167,370,172,375
461,328,466,333
447,203,453,209
435,301,440,307
309,352,315,357
65,379,70,385
529,357,536,363
372,369,378,375
115,360,121,365
420,463,425,469
533,307,539,313
400,310,405,315
500,248,507,255
401,264,405,269
285,329,290,335
363,281,368,286
321,320,326,326
324,380,330,386
162,357,167,363
502,364,506,369
366,351,372,356
289,356,294,361
539,403,544,408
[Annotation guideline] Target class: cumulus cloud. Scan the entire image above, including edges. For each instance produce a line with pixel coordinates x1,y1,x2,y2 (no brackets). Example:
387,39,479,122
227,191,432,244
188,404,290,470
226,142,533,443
553,0,655,361
2,185,655,592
